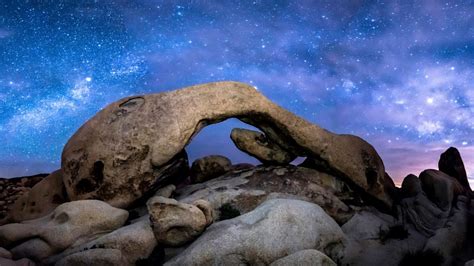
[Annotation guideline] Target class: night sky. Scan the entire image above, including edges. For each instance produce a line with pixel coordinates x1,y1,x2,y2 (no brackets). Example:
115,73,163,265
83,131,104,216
0,1,473,187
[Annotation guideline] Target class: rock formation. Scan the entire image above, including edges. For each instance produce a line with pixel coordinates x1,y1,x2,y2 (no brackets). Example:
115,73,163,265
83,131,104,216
1,82,473,265
0,173,47,225
9,170,67,223
147,196,213,246
61,81,392,209
230,128,296,164
165,199,346,265
0,200,128,261
439,147,471,190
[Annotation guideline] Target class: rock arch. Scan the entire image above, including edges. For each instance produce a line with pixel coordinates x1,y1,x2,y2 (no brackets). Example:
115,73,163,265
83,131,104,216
61,81,392,208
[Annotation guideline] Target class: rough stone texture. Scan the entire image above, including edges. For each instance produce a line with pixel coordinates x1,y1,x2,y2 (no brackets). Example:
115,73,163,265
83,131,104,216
270,249,337,266
424,196,470,266
147,196,213,247
439,147,471,190
9,170,67,223
61,81,392,209
0,174,47,225
0,257,36,266
55,248,126,266
175,165,359,224
401,174,422,198
420,169,466,210
190,155,232,183
165,199,346,265
340,207,430,266
401,192,450,237
46,218,157,265
0,247,12,259
154,184,176,198
230,128,296,164
0,200,128,261
341,210,396,240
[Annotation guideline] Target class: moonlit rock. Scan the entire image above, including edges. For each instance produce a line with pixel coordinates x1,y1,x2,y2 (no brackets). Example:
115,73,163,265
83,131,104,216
61,81,392,209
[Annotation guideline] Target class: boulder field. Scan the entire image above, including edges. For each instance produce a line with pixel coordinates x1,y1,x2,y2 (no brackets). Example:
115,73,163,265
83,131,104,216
0,81,473,265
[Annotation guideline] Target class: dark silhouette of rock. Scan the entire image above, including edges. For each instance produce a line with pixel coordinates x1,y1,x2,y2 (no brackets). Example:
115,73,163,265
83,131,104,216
230,128,296,165
401,174,422,198
190,155,231,183
438,147,471,191
419,169,465,211
61,81,392,209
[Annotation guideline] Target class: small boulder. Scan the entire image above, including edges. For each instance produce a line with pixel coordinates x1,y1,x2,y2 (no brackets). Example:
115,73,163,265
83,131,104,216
10,169,67,223
0,200,128,261
270,249,336,266
46,218,157,265
230,128,296,164
165,199,346,265
438,147,471,190
147,196,213,247
190,155,232,183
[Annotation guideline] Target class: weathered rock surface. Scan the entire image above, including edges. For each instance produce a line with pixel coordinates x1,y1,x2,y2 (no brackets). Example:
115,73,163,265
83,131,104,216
147,196,213,247
270,249,336,266
0,200,128,261
175,165,359,224
401,174,422,198
439,147,471,191
420,169,465,210
46,218,157,265
0,174,47,225
0,257,36,266
401,192,450,237
190,155,231,183
9,170,67,223
61,81,392,209
341,210,396,240
165,199,346,265
55,248,125,266
423,195,470,265
0,247,12,259
340,207,430,266
230,128,296,164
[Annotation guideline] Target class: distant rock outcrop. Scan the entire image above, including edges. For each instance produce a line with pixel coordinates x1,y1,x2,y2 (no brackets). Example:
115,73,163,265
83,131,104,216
438,147,471,191
9,170,67,223
0,173,48,225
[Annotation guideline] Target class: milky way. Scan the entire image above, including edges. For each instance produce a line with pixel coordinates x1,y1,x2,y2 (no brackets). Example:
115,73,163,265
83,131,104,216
0,1,473,187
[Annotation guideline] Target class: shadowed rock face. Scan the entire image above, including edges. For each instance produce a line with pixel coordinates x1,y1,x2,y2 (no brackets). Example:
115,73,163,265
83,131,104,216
438,147,470,190
62,81,391,209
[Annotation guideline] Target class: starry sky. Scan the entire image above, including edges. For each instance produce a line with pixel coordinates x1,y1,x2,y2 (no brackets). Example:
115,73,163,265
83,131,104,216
0,1,473,187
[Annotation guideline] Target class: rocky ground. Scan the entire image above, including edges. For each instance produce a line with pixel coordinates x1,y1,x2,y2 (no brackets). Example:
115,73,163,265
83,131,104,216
0,81,473,266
